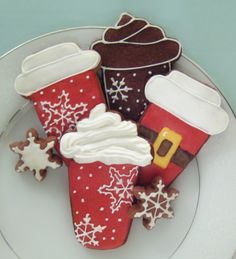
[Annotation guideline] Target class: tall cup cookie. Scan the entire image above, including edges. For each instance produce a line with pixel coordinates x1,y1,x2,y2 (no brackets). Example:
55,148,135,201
138,71,229,185
92,13,181,121
15,43,105,153
60,104,152,249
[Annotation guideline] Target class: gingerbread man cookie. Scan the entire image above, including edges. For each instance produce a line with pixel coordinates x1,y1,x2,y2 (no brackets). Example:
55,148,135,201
10,128,62,181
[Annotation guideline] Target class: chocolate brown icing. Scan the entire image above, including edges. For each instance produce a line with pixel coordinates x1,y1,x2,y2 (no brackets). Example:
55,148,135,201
116,13,133,26
93,40,181,69
91,13,182,121
104,19,148,42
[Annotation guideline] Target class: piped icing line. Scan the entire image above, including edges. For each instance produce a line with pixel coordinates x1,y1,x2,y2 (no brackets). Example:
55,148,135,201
15,43,101,96
167,70,221,106
144,73,229,135
60,104,152,166
103,13,165,43
91,13,182,71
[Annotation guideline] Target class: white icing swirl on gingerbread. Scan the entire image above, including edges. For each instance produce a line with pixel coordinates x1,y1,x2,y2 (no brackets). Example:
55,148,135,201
60,104,152,166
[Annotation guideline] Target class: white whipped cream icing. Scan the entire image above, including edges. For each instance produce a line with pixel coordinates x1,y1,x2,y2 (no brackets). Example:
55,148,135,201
60,104,152,166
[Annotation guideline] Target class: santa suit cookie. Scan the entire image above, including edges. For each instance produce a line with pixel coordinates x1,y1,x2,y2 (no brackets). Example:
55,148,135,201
92,13,181,121
14,43,105,153
60,104,152,249
138,71,229,186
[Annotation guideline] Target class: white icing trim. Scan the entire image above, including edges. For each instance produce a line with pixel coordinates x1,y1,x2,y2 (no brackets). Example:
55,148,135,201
15,43,101,96
99,40,181,71
145,74,229,135
60,104,152,166
167,70,221,106
114,12,134,27
91,14,181,70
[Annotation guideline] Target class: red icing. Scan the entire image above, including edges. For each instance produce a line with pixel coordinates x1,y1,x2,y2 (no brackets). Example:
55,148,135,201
29,70,105,155
139,104,209,186
69,161,139,249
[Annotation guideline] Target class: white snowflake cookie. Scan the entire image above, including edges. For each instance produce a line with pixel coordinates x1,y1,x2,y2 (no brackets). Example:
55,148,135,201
10,128,62,181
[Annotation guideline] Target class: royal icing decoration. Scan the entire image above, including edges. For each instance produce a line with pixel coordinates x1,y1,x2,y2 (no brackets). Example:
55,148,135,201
9,129,62,181
153,127,182,169
92,13,181,121
107,77,133,103
41,90,88,139
98,166,139,213
69,162,140,249
144,71,229,135
15,43,101,96
130,177,179,229
74,214,106,247
60,103,152,166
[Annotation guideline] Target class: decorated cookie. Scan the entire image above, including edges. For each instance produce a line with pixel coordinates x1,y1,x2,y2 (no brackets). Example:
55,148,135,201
92,13,181,121
9,128,62,181
60,103,152,249
129,177,179,230
138,70,229,186
14,43,105,154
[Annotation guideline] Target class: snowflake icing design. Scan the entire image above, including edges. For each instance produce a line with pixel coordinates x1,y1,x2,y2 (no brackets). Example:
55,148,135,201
10,129,61,181
74,214,106,247
107,77,133,103
132,177,179,229
98,166,139,214
40,90,88,139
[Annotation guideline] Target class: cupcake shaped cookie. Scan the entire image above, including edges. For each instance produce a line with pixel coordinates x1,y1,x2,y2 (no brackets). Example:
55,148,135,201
92,13,181,121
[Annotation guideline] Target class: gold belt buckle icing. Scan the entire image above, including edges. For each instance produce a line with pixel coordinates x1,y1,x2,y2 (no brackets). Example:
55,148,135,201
153,127,182,169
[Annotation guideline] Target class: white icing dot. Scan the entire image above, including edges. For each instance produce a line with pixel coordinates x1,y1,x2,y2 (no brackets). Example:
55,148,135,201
52,89,56,93
77,176,81,180
163,65,167,69
122,166,126,170
105,218,109,222
148,71,152,75
42,114,45,118
86,75,90,79
112,229,116,233
100,207,104,211
89,173,93,178
80,166,84,170
70,79,74,83
136,99,140,103
133,73,136,77
118,107,122,110
81,198,85,203
34,102,37,106
126,108,131,112
116,73,120,77
102,237,106,240
98,166,102,169
85,186,89,190
118,218,122,222
137,89,141,92
40,91,44,95
80,89,83,93
75,211,79,215
73,190,77,194
92,96,96,100
111,237,115,240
